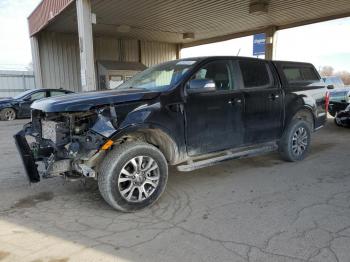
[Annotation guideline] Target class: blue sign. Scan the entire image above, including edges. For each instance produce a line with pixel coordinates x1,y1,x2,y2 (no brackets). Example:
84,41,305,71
253,33,266,56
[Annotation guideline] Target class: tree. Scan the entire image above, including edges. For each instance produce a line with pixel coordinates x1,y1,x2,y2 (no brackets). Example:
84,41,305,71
336,71,350,85
319,66,334,77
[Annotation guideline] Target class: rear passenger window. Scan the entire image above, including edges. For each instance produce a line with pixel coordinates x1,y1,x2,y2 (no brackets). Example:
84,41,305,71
239,60,272,88
283,66,319,84
50,91,66,97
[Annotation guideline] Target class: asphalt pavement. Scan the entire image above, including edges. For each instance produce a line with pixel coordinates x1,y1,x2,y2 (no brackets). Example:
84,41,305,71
0,119,349,262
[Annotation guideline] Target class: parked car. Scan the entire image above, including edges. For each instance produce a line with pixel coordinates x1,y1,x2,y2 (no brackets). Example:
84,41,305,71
15,57,327,212
328,89,350,117
322,76,345,89
0,89,74,121
323,76,350,116
334,104,350,127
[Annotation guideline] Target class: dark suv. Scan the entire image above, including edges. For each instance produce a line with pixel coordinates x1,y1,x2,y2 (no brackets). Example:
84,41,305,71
15,57,327,212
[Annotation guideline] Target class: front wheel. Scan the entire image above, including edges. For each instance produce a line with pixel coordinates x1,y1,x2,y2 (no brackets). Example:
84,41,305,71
98,141,168,212
0,108,16,121
279,120,311,162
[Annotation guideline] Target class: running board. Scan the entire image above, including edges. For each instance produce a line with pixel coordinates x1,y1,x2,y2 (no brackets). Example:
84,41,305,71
177,143,278,172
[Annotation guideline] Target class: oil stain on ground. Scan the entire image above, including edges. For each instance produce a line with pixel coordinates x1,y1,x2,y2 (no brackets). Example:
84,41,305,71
14,192,54,209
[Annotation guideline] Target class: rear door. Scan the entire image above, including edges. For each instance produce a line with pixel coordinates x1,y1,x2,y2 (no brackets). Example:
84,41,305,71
238,59,283,144
184,59,244,156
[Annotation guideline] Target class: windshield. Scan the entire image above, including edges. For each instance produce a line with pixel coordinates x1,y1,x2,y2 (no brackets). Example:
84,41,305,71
117,59,199,91
13,90,34,99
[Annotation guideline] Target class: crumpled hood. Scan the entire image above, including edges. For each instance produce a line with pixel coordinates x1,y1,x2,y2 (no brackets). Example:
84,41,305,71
31,89,160,112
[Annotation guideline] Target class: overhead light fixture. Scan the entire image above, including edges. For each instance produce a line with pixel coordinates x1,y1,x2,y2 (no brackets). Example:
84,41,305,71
249,1,268,15
183,32,195,40
117,25,131,33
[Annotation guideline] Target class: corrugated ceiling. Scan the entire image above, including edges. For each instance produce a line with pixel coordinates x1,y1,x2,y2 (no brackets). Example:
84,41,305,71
38,0,350,46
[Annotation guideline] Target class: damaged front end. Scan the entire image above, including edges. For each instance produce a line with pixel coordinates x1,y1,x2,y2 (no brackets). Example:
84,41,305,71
14,107,118,183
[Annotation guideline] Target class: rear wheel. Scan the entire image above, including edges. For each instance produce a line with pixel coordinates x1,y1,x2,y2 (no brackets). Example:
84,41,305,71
279,120,311,162
0,108,16,121
98,141,168,212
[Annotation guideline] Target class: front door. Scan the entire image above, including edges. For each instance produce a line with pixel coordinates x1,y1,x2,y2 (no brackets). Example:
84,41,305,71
238,59,283,144
184,60,244,156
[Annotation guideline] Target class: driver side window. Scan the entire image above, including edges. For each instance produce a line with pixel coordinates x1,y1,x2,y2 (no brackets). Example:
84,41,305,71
189,61,233,91
30,91,46,101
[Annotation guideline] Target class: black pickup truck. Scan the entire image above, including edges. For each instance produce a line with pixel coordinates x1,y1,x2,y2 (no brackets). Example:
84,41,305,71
15,57,328,212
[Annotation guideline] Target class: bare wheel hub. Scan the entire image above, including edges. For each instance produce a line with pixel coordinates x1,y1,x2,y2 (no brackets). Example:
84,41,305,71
133,172,146,185
118,156,160,202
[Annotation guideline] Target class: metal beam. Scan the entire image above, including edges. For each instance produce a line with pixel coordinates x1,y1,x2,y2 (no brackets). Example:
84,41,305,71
30,36,43,89
182,28,266,49
76,0,96,91
183,11,350,50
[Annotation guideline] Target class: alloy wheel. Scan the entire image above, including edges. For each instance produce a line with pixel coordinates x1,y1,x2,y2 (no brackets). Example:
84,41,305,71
118,156,160,202
291,127,308,156
4,109,15,121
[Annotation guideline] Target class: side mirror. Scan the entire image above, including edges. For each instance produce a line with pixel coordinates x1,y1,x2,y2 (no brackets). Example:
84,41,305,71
327,85,335,90
187,79,216,94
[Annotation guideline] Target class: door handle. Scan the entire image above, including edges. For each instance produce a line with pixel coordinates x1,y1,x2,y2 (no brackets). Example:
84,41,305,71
268,94,279,101
228,98,242,105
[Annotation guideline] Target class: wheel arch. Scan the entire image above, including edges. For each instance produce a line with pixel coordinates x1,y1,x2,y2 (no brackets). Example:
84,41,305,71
110,124,184,165
286,106,315,131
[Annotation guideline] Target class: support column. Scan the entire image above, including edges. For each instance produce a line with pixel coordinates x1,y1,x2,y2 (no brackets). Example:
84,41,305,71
138,40,142,63
76,0,96,91
265,26,277,60
176,44,182,59
30,36,43,89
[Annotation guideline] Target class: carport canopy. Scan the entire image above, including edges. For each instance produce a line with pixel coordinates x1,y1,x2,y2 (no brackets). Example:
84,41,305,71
28,0,350,91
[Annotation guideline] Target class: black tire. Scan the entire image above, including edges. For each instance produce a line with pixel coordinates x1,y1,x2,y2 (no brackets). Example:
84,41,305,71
0,108,16,121
334,117,343,127
98,141,168,212
279,120,311,162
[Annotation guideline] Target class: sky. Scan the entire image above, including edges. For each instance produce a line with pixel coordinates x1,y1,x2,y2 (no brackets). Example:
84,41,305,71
0,0,41,70
0,0,349,72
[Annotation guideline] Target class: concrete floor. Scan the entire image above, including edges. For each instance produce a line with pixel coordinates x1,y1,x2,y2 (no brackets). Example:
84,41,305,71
0,119,349,262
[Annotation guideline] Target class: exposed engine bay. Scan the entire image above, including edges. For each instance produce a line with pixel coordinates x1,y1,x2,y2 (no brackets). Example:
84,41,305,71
16,106,120,182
